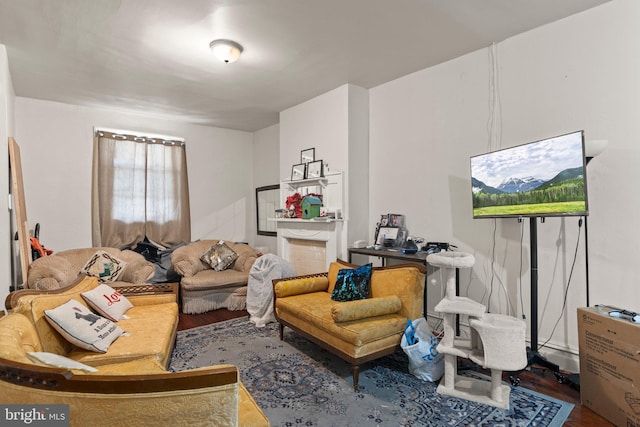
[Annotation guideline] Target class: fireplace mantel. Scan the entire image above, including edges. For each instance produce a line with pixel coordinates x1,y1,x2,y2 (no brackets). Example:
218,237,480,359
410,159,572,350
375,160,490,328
276,171,346,274
276,219,345,274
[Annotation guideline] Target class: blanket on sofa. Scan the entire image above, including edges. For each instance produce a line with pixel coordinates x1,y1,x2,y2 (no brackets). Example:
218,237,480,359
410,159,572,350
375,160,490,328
247,254,296,327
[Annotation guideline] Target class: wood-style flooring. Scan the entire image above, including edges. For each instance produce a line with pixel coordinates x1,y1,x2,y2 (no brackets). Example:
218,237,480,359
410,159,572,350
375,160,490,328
177,309,613,427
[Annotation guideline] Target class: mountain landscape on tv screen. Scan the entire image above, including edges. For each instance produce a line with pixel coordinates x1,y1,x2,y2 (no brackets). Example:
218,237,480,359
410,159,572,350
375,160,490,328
472,167,584,195
471,166,586,216
470,130,586,217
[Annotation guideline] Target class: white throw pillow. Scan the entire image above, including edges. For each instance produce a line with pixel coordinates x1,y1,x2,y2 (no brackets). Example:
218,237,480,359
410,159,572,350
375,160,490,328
27,352,98,373
81,283,133,321
44,299,124,353
81,250,127,283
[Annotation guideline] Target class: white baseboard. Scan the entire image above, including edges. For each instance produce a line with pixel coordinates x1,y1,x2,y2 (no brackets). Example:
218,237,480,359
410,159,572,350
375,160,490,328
533,345,579,373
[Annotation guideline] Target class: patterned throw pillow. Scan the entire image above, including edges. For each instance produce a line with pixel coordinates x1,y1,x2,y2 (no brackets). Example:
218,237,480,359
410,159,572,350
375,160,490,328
44,299,124,353
330,263,373,302
81,283,133,321
82,250,127,283
200,241,239,271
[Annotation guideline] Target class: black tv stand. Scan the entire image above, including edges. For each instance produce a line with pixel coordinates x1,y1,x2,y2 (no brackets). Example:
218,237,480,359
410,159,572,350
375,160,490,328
526,218,560,375
527,347,559,372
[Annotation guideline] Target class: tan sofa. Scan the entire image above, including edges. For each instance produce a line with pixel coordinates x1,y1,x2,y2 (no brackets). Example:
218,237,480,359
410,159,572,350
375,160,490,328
171,240,258,314
26,246,155,291
1,275,269,427
273,260,426,390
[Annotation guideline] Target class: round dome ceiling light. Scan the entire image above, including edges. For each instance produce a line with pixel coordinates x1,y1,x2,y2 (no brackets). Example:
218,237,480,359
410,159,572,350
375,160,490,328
209,39,243,64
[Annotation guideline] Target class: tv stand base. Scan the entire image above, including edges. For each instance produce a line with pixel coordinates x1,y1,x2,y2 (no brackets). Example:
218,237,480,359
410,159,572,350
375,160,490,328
526,347,559,373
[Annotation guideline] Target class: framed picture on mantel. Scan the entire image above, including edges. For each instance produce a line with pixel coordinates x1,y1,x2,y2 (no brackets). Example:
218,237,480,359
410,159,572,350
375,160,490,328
291,163,306,181
301,148,315,164
306,160,323,179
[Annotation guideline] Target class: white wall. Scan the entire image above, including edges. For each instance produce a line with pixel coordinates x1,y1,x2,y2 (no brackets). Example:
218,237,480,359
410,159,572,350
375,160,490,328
280,84,370,244
347,86,369,244
14,97,254,251
0,44,15,300
252,123,279,253
369,0,640,371
280,85,350,180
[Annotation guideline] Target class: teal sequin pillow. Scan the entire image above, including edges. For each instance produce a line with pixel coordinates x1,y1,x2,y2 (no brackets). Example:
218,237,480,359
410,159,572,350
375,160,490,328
330,263,373,302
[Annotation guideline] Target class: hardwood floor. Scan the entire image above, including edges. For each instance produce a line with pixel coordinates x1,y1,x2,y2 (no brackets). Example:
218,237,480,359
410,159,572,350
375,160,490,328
177,309,613,427
177,308,248,331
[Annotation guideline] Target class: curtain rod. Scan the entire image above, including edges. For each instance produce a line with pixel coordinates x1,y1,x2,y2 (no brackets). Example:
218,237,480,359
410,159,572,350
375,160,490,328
94,127,185,146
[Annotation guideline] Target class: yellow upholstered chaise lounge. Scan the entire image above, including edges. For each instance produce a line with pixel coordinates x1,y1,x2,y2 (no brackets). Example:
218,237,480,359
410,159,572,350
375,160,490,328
1,275,269,427
273,260,425,390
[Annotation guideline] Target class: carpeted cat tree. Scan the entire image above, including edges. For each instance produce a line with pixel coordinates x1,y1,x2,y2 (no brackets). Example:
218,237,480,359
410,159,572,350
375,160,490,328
427,251,527,409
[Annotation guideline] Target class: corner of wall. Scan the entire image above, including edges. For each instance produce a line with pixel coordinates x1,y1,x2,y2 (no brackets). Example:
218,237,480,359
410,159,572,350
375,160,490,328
0,44,16,302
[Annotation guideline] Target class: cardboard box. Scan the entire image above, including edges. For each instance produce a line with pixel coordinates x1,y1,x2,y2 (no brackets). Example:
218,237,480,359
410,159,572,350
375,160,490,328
578,306,640,427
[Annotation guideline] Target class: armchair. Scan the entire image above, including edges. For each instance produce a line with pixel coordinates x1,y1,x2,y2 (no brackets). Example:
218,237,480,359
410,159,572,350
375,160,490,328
171,240,258,314
26,247,155,291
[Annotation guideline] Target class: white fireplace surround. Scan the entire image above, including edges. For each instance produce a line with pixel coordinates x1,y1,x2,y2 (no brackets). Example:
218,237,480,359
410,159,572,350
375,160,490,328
276,219,345,273
275,171,346,273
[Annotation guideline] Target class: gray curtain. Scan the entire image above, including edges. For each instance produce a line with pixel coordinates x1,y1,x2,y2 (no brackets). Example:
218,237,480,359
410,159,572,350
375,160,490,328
92,131,191,248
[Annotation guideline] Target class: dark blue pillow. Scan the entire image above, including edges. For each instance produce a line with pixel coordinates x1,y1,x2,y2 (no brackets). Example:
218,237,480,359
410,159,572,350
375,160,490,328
330,263,373,302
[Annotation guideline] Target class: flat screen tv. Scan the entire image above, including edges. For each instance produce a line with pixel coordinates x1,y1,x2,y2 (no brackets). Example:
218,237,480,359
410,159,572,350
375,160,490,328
470,130,588,218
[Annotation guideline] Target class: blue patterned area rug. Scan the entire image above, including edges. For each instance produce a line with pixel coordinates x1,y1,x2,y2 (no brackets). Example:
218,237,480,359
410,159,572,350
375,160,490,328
170,317,573,426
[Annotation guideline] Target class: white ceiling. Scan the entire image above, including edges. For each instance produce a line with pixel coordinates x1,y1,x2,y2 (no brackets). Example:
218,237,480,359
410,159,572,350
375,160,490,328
0,0,611,132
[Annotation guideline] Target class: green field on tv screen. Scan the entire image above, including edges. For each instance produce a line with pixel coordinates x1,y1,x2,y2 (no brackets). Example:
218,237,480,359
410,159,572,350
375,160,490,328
473,201,586,217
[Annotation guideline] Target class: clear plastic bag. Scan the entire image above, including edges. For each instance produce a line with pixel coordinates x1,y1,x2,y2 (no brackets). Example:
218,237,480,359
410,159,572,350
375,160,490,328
401,317,444,382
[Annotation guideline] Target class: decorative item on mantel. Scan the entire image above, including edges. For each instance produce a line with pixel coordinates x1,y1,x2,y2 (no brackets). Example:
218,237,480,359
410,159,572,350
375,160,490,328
301,195,323,219
306,160,324,179
301,148,315,164
286,192,322,219
291,163,306,181
286,193,303,218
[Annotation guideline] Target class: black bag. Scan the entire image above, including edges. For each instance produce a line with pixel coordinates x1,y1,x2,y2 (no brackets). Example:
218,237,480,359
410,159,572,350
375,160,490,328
132,238,186,283
150,242,186,283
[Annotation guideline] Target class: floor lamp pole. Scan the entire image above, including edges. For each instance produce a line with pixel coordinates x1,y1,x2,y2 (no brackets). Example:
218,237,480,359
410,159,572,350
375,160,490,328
564,171,593,389
584,151,594,308
584,215,590,307
584,149,604,305
563,144,606,389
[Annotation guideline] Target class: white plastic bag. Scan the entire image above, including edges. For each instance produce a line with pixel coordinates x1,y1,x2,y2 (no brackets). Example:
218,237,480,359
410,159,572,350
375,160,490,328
400,317,444,382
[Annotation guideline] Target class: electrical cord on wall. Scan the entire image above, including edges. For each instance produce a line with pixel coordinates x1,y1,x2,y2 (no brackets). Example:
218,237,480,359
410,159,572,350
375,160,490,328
486,43,503,152
519,219,526,319
539,218,583,350
484,43,502,313
464,253,474,297
464,249,480,304
495,239,516,316
486,219,498,312
487,234,495,313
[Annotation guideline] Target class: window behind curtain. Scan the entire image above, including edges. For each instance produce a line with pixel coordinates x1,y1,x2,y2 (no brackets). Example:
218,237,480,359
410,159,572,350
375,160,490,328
92,130,191,249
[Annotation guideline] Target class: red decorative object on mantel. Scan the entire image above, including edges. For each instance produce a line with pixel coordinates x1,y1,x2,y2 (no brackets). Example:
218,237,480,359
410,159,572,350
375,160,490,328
286,193,303,218
286,192,322,218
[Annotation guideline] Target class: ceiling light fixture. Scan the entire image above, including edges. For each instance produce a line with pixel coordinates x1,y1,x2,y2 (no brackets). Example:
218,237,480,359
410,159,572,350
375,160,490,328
209,39,243,64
